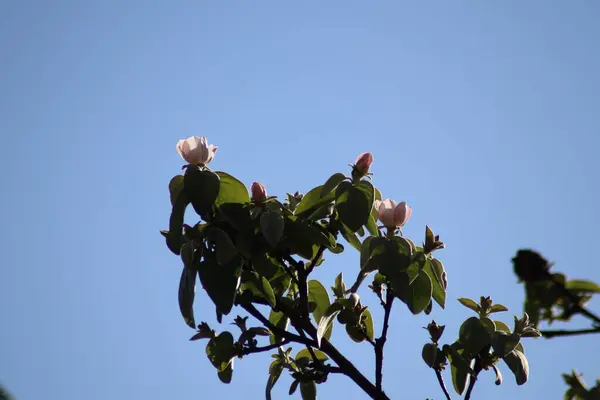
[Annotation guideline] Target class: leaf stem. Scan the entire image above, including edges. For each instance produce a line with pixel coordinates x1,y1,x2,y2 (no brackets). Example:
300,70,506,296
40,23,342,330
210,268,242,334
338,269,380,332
240,340,292,355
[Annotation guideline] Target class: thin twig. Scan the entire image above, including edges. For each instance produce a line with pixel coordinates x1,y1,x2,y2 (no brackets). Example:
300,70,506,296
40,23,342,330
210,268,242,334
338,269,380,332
375,290,394,396
541,327,600,339
240,340,292,355
307,245,326,274
464,359,482,400
435,369,452,400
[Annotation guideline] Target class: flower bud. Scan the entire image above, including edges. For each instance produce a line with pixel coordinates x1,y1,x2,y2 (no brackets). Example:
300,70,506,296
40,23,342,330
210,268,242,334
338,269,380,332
176,136,218,165
354,152,374,174
374,199,412,229
251,181,267,203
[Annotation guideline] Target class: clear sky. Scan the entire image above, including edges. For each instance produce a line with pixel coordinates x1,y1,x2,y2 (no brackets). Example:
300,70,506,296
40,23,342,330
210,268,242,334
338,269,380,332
1,1,599,399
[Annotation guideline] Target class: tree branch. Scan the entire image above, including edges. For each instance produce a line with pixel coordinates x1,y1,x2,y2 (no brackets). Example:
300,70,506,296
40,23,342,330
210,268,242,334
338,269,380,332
541,326,600,339
240,302,316,348
464,358,482,400
435,370,452,400
240,340,292,356
545,271,600,326
375,289,394,396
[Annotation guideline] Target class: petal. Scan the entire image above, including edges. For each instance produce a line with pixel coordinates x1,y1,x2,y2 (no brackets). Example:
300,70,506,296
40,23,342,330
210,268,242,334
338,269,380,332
176,139,186,159
394,202,412,227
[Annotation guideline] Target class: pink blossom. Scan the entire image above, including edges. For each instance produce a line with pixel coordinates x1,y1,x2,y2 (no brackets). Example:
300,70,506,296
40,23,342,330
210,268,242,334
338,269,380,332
374,199,412,228
176,136,218,165
251,181,267,203
354,152,374,174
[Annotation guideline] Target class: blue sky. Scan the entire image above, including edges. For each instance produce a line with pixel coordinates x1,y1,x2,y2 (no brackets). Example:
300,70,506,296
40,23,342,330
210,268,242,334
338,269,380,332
1,1,599,399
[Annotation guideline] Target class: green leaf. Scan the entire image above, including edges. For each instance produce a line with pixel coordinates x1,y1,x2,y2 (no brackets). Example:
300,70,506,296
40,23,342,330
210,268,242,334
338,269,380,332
166,190,190,255
494,320,525,353
178,267,197,328
260,212,285,248
308,280,332,340
481,317,496,333
217,360,233,384
168,175,185,206
503,349,529,385
317,303,343,346
214,171,250,206
300,381,317,400
340,223,362,251
321,173,347,197
205,227,238,266
289,380,300,395
295,348,329,362
198,258,242,315
240,271,276,307
335,181,375,232
393,270,432,315
458,298,480,313
251,253,280,279
422,343,438,368
491,331,520,358
266,361,283,400
219,203,252,232
451,360,471,395
459,317,490,356
565,279,600,293
269,311,290,345
361,309,375,341
424,258,447,309
365,214,379,236
206,332,235,371
184,168,220,217
489,304,509,313
295,185,335,218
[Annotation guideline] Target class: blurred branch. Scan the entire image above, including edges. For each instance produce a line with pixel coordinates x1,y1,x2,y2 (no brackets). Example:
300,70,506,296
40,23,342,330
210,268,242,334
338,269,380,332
435,369,452,400
541,327,600,339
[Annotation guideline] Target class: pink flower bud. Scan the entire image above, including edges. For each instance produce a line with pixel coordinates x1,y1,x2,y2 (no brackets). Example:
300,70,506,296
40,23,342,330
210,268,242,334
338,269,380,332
354,152,374,174
374,199,412,229
176,136,218,165
251,181,267,203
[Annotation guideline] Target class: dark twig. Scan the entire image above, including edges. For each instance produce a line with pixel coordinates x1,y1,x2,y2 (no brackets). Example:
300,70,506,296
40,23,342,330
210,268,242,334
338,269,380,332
240,303,316,348
240,339,292,356
464,358,483,400
307,245,326,274
435,370,452,400
375,289,394,396
541,327,600,339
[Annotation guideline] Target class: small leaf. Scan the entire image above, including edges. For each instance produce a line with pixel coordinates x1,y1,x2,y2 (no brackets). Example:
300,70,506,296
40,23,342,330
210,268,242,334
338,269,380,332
458,298,480,313
491,331,520,358
394,270,433,315
422,343,438,368
503,349,529,385
361,309,375,341
217,360,233,384
335,181,375,232
366,214,379,236
240,271,276,307
260,212,285,248
166,191,190,255
248,327,271,336
300,381,317,400
489,304,508,313
565,279,600,293
340,223,362,251
494,320,525,353
459,317,490,356
289,380,300,395
205,227,238,266
269,311,290,345
184,168,220,218
168,175,185,206
266,360,283,400
295,348,329,362
321,173,347,197
316,303,343,346
198,258,242,316
178,267,197,328
214,171,250,206
261,276,277,307
333,273,346,298
451,362,470,395
424,259,447,309
295,185,335,218
206,332,235,371
308,280,332,340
